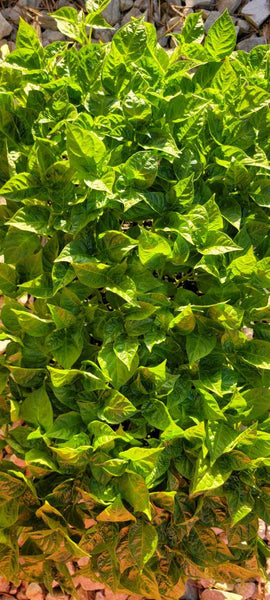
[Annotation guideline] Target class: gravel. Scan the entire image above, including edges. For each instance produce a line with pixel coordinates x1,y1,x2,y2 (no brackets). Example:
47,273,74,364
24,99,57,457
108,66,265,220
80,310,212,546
0,0,268,49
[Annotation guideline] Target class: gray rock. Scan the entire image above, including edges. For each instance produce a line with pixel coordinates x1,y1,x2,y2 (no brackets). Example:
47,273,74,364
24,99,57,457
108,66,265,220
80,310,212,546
56,0,74,6
236,18,251,33
234,583,257,600
216,0,241,12
157,25,168,46
201,591,243,600
185,0,214,9
121,6,144,23
16,0,40,6
93,28,115,42
167,16,182,32
102,0,121,26
241,0,270,27
0,13,12,40
38,13,59,32
42,29,66,45
237,34,266,49
185,581,199,600
134,0,148,8
3,6,21,25
120,0,134,11
0,578,10,594
204,11,222,32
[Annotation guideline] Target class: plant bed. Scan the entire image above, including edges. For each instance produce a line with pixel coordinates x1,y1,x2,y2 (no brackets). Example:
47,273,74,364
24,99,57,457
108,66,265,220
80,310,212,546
0,6,270,600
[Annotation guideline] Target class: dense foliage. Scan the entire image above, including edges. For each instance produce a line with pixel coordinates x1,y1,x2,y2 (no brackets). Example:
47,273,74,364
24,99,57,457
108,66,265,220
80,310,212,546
0,6,270,598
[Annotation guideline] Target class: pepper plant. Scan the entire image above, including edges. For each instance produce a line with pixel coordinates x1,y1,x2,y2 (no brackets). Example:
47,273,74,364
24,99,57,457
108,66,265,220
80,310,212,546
0,5,270,598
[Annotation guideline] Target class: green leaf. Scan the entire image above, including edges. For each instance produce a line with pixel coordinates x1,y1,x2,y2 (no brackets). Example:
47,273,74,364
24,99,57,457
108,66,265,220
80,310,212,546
47,304,77,330
98,343,139,389
99,389,137,424
46,326,83,369
86,0,111,15
113,335,138,371
122,152,159,189
128,520,158,570
11,309,52,337
47,412,83,440
49,7,84,43
138,229,171,266
0,173,39,201
186,333,217,364
72,260,109,288
97,495,136,522
67,123,106,178
8,206,50,235
204,10,236,60
119,470,152,519
143,399,172,430
199,231,242,255
169,305,196,334
241,340,270,369
20,385,53,431
196,386,225,421
190,454,232,495
0,264,17,297
113,19,148,63
180,12,204,43
16,18,43,52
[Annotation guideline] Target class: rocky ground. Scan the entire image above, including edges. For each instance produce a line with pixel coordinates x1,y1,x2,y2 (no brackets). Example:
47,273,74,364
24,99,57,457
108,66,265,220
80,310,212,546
0,552,269,600
0,0,269,52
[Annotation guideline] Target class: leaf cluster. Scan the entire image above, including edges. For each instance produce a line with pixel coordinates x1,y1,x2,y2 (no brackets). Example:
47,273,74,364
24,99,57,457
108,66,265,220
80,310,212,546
0,7,270,597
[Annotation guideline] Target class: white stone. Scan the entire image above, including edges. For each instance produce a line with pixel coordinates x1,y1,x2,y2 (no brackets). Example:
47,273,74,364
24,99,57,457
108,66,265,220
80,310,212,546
102,0,121,26
17,592,28,600
46,594,69,600
204,11,222,32
10,585,20,595
241,0,270,27
201,591,243,600
95,592,106,600
77,557,90,567
0,578,10,593
237,35,266,50
0,13,12,40
74,576,105,592
266,524,270,542
120,0,133,10
234,582,257,599
258,519,266,539
105,591,128,600
214,583,235,592
26,583,43,600
200,580,216,589
217,0,241,12
265,581,270,595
